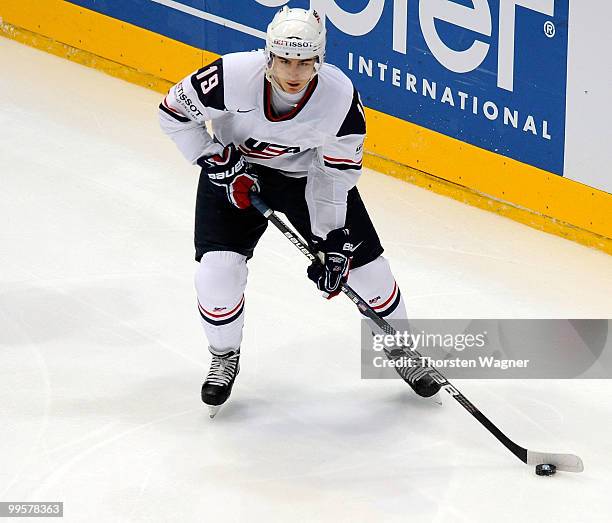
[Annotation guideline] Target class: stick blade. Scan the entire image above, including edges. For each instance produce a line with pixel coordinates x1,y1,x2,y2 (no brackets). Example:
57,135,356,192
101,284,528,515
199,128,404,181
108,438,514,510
527,451,584,473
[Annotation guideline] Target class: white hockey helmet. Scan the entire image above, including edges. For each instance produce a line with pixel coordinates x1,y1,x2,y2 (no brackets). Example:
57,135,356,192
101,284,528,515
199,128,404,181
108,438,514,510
265,6,326,76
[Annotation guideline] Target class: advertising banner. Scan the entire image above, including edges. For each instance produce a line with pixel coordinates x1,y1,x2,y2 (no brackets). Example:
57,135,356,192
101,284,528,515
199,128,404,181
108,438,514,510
66,0,569,174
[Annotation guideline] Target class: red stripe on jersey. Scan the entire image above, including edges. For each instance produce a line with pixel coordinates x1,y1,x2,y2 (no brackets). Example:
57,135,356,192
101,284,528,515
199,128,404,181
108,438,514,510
239,146,279,159
242,150,278,159
323,155,362,166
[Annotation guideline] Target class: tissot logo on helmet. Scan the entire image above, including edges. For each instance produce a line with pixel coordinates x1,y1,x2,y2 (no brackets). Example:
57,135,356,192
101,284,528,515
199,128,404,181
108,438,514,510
273,39,314,48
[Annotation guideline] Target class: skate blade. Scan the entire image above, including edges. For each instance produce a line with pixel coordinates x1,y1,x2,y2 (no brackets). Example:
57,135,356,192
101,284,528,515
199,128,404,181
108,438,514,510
208,405,221,419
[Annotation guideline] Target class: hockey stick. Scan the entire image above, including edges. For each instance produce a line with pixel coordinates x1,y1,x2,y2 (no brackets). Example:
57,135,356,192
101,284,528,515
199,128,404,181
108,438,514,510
250,193,584,473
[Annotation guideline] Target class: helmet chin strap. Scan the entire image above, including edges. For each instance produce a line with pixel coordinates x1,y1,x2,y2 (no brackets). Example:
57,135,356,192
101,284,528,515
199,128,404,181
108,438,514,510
265,70,285,93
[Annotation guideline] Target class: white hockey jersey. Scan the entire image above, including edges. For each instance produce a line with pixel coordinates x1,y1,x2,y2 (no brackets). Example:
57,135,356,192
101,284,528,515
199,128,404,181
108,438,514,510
159,51,366,238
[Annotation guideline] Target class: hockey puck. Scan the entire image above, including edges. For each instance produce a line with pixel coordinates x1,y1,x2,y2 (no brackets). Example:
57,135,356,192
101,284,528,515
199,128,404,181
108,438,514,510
535,464,557,476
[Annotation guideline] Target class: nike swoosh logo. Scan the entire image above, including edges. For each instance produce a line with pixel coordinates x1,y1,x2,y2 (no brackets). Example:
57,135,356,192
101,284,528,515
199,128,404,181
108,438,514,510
347,241,363,253
237,108,256,113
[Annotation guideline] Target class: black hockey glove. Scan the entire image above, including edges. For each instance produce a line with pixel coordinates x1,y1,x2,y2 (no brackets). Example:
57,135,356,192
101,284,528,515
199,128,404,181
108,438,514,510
198,144,259,209
307,227,353,299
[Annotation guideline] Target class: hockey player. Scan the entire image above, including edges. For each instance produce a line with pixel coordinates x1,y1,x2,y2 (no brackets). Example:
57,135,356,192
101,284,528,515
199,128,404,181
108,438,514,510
159,7,439,417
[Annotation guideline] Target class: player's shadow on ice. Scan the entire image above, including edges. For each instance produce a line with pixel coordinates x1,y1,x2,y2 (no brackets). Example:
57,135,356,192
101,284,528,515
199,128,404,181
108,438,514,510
46,371,439,443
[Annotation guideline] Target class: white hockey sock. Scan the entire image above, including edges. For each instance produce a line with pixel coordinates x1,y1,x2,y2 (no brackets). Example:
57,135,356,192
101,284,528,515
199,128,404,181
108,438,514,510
194,251,248,352
347,255,407,320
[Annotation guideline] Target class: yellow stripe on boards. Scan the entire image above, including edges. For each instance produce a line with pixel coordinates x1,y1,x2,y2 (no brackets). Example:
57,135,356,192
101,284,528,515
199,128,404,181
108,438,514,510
363,153,612,254
366,108,612,242
0,21,175,93
0,0,211,82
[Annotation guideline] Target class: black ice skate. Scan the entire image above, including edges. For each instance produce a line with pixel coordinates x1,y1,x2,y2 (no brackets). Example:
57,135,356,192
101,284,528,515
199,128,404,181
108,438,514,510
201,348,240,418
384,346,442,402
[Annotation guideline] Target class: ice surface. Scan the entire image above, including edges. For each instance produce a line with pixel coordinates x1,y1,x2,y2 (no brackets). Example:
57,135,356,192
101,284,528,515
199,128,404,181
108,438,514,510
1,37,612,522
